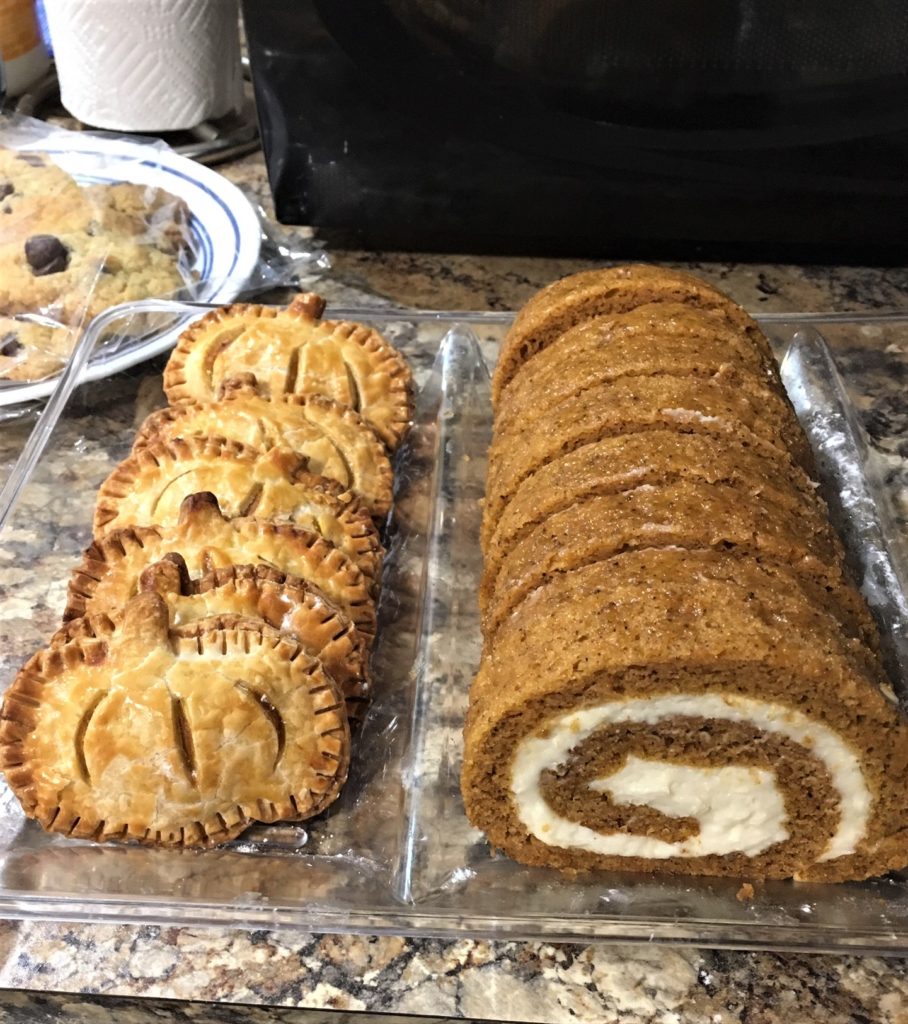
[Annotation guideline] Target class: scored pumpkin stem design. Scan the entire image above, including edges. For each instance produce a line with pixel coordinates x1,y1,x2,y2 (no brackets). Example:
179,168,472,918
235,682,286,772
74,692,106,785
170,695,198,787
237,482,264,517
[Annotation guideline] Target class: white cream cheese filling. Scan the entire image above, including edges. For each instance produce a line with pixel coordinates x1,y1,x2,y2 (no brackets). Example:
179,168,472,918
590,757,787,856
511,694,870,862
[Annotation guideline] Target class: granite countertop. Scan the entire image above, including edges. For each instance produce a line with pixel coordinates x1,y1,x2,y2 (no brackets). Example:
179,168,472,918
1,150,908,1023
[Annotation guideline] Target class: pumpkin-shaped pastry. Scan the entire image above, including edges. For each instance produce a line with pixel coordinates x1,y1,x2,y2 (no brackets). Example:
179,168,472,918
0,593,350,847
163,294,413,449
93,437,383,585
57,560,371,718
134,383,393,518
67,492,377,639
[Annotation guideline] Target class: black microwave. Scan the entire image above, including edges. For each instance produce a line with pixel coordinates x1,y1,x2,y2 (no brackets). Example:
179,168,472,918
242,1,908,263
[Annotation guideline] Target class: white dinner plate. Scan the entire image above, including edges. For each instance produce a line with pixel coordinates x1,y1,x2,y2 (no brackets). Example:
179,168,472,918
0,134,261,408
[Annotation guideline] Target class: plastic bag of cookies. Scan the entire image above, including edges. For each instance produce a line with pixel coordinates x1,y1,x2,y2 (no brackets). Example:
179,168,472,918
0,116,203,383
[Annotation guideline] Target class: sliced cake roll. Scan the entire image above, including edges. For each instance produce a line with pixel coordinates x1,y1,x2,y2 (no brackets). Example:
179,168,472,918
483,431,827,561
493,265,772,405
483,374,815,544
134,383,393,518
93,436,383,585
481,479,875,648
57,560,371,719
0,592,350,847
494,302,784,441
67,492,376,639
163,295,413,449
471,265,908,883
463,550,908,882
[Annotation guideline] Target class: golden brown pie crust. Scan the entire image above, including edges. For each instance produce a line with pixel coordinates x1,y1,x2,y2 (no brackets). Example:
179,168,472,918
133,383,394,518
56,560,371,718
162,295,413,449
2,289,411,849
0,593,349,847
68,492,377,638
93,436,384,585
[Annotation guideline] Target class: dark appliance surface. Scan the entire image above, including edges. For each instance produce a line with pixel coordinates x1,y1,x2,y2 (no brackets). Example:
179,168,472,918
242,0,908,262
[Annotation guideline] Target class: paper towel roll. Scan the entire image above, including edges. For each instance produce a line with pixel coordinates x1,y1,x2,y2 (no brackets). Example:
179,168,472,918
44,0,243,131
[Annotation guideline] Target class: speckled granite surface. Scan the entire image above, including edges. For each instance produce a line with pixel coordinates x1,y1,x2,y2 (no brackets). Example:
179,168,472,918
1,150,908,1022
1,927,908,1022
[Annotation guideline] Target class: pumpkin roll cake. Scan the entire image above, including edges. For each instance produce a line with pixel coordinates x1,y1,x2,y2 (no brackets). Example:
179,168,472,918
480,479,875,649
492,264,773,405
464,551,908,881
493,302,784,440
483,431,828,568
483,372,814,544
466,265,908,882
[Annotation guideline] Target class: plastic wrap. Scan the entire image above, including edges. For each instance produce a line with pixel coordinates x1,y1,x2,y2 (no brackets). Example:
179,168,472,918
0,114,328,408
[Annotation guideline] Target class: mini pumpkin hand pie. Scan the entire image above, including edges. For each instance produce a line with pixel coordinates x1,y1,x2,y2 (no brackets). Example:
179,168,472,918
68,492,377,638
57,560,371,718
133,383,393,518
162,295,413,449
93,436,383,585
0,592,350,847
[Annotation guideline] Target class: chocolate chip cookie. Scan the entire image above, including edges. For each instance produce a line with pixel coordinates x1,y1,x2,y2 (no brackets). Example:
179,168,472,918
0,315,78,382
0,147,192,383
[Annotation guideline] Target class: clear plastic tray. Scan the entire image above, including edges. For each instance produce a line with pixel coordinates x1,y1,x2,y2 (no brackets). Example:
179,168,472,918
1,306,908,953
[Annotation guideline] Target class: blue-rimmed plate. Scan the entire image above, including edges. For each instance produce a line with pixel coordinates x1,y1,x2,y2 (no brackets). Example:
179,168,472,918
0,135,261,407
